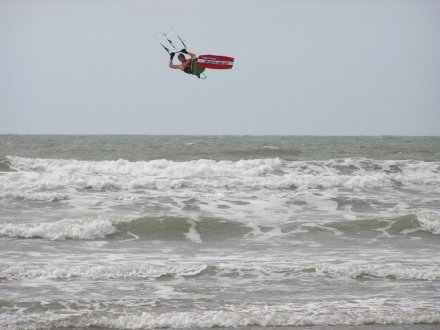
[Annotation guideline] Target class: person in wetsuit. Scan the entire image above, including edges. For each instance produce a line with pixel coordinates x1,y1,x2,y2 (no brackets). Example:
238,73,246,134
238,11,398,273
168,49,205,78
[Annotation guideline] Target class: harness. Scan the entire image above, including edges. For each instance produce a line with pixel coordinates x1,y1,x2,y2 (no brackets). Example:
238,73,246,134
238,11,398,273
182,58,206,79
183,60,193,74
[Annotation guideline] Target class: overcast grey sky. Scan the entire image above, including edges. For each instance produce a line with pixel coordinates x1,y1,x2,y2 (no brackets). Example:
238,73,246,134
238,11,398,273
1,0,439,135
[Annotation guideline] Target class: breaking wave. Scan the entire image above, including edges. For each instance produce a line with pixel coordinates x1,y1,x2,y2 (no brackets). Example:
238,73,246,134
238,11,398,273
0,216,250,242
0,216,120,240
1,299,439,329
0,157,13,172
1,212,439,242
1,262,439,281
62,308,440,329
0,263,207,280
2,156,440,194
321,213,440,237
417,211,440,235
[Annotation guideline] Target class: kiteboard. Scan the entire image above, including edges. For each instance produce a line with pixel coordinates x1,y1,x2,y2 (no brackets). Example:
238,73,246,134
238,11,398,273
197,55,234,70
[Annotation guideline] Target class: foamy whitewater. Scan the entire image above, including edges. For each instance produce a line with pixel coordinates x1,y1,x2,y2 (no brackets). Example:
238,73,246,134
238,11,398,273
0,136,439,330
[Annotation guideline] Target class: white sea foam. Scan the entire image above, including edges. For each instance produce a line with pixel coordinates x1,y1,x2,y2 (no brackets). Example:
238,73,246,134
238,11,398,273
217,262,440,281
88,307,440,328
2,262,438,281
315,263,440,280
3,156,440,194
184,220,202,243
2,156,439,238
0,216,120,240
1,192,69,202
417,211,440,235
2,299,438,329
2,139,439,330
6,156,282,178
0,263,207,280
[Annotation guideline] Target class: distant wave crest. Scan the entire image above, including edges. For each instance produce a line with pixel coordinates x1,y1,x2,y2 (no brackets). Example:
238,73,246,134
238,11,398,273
2,261,439,281
2,156,439,195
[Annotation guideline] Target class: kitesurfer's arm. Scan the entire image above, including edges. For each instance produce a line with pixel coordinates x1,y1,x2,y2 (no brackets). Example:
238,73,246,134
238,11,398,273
181,49,196,59
168,52,180,69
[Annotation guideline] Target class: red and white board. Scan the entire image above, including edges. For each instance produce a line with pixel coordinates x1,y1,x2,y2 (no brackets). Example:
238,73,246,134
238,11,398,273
198,55,234,70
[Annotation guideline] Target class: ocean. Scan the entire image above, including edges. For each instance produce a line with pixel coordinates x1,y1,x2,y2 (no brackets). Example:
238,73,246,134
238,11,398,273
0,135,439,330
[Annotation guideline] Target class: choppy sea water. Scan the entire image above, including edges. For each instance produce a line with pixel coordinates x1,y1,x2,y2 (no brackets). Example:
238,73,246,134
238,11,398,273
0,135,439,330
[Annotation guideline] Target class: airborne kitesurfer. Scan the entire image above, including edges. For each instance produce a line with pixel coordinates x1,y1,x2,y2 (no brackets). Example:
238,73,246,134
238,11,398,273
169,49,196,73
169,49,205,78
